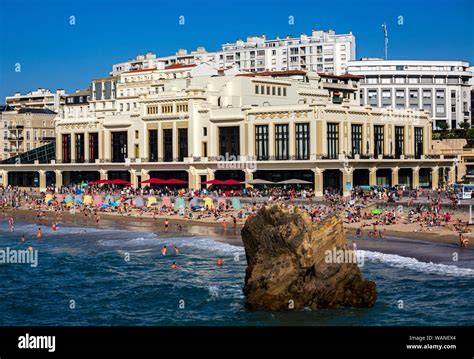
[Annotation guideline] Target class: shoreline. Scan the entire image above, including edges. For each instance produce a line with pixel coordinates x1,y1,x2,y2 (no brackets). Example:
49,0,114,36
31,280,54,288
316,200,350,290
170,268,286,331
3,208,473,265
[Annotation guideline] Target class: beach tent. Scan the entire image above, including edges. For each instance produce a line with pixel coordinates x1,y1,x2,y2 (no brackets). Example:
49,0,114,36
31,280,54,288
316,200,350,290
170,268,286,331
246,179,275,185
147,196,157,207
218,198,227,210
162,196,172,208
45,194,54,204
93,195,103,206
65,195,74,204
276,179,312,184
74,194,83,205
190,197,199,207
174,197,185,210
134,196,145,207
83,195,93,205
204,197,214,209
104,195,115,204
55,194,64,203
231,198,241,210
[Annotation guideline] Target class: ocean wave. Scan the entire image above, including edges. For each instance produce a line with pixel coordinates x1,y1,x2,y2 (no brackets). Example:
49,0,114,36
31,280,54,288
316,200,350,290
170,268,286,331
360,250,474,277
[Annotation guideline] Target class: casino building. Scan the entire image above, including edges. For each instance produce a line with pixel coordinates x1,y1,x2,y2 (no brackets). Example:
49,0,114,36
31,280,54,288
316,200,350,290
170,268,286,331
0,63,457,196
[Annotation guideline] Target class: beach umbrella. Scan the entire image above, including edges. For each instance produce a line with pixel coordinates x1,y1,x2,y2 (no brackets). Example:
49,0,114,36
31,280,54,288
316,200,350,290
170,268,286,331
247,179,275,185
89,179,110,185
65,195,74,204
277,179,312,184
371,208,383,215
93,195,103,206
45,194,54,204
201,179,225,185
164,179,188,185
134,196,145,207
141,178,166,185
222,179,242,185
110,179,131,186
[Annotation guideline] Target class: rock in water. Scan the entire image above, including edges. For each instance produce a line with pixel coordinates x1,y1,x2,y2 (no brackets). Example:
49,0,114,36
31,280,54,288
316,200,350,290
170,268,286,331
242,205,377,311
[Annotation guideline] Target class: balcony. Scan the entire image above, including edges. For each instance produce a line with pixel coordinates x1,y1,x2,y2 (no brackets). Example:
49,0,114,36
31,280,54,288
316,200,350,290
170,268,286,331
332,96,343,104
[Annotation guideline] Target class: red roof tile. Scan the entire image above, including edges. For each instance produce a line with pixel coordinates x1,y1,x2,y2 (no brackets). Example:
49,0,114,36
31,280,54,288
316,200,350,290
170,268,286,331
165,64,197,70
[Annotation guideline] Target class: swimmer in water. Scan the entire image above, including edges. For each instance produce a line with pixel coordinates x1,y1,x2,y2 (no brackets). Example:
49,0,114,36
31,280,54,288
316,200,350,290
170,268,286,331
170,262,178,269
36,228,42,240
96,215,100,225
27,246,33,252
164,219,169,232
173,245,179,255
161,245,168,255
217,258,224,267
52,222,58,231
21,235,25,242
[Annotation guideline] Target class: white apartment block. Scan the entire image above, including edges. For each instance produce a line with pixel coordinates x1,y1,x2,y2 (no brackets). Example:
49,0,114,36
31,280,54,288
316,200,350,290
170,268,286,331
6,88,66,113
347,59,472,129
111,29,356,76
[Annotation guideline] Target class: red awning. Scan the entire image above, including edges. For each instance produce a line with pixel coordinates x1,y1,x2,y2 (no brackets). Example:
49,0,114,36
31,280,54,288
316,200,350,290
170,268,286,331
140,178,167,184
109,179,131,186
164,179,188,185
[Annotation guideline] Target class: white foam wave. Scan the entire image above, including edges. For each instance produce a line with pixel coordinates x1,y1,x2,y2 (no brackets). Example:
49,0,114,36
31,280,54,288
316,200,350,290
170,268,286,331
360,250,474,277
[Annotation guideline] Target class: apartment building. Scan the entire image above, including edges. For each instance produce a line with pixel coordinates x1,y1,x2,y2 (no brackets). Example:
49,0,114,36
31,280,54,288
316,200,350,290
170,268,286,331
6,88,66,112
0,108,56,160
347,59,472,129
111,29,355,76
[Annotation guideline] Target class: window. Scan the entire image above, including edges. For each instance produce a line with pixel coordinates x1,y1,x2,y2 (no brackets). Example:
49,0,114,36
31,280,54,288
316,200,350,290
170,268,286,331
395,126,404,158
203,127,207,136
382,90,391,98
396,90,405,98
409,90,418,99
434,78,445,84
272,87,276,96
436,90,445,99
161,104,173,114
408,77,419,84
163,129,173,162
451,90,456,99
374,125,384,157
351,124,362,156
176,103,188,113
148,130,158,161
423,90,431,98
368,90,377,99
414,127,423,158
295,123,310,160
451,104,456,113
277,87,281,96
255,85,259,94
327,123,339,159
283,88,287,96
366,78,377,84
178,128,188,161
255,125,269,160
436,104,445,114
381,77,391,84
275,124,289,160
395,77,405,84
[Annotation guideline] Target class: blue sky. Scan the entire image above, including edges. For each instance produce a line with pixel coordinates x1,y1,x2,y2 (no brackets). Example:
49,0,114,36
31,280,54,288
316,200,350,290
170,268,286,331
0,0,473,102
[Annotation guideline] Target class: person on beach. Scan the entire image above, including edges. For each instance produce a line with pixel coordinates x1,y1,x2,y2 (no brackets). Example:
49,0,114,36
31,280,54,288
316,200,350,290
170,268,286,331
95,215,100,225
36,228,42,240
161,246,168,255
170,262,178,269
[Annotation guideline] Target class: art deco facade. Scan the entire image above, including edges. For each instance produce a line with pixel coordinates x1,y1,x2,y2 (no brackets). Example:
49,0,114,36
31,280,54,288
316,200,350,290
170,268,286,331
1,64,456,194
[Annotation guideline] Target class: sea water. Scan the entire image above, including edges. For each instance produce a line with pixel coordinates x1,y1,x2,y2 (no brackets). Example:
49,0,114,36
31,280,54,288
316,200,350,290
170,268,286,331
0,222,473,326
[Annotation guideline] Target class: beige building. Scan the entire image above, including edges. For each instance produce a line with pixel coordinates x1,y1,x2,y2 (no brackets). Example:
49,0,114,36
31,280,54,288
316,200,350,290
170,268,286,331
0,108,56,160
1,64,456,194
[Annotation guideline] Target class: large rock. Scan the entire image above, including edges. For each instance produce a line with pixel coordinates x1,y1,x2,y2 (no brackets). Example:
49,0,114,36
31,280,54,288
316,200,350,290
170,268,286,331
242,205,376,310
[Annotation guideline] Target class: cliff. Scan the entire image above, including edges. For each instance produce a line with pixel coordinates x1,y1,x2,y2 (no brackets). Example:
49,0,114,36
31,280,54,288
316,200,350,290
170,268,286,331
241,205,377,311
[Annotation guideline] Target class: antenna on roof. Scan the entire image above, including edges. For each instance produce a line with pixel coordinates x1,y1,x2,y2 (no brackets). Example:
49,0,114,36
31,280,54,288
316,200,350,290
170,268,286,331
382,22,388,60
